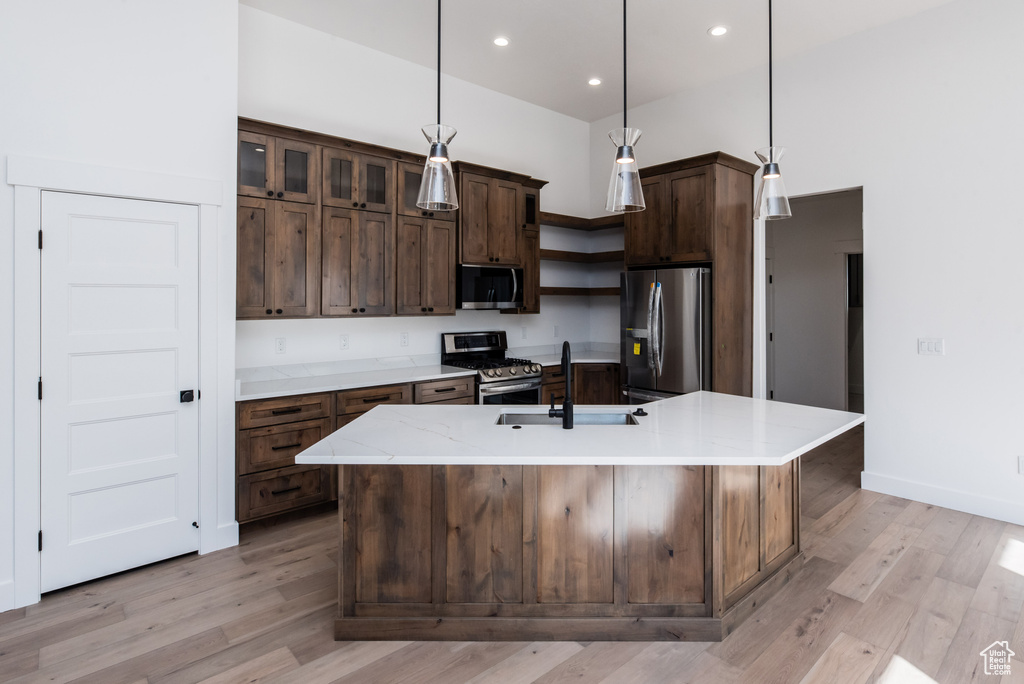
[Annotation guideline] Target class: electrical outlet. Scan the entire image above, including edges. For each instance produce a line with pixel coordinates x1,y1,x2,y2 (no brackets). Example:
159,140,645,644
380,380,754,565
917,338,945,355
339,334,349,350
275,337,286,354
521,326,527,340
400,332,409,347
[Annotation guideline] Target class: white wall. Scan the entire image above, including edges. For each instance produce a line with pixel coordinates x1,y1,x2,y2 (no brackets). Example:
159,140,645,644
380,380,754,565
768,190,863,411
0,1,239,609
236,7,603,369
589,0,1024,523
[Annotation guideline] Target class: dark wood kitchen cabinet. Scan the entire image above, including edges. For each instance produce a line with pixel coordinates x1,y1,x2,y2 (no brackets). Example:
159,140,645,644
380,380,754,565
396,161,458,221
322,147,394,214
396,215,456,316
321,207,394,316
236,393,335,522
413,376,475,404
573,363,620,405
457,166,527,267
238,131,319,205
541,365,567,407
335,383,413,429
236,197,320,319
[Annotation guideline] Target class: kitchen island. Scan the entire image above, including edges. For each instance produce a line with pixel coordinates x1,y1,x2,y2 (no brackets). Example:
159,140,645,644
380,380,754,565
296,391,863,641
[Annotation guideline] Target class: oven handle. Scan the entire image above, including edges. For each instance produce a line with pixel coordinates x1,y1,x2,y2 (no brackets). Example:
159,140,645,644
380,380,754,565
477,378,543,396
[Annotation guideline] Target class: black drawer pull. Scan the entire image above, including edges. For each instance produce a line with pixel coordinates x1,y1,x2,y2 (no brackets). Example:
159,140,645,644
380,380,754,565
361,395,391,403
271,443,302,451
433,387,457,393
270,485,302,496
270,407,303,415
549,372,565,379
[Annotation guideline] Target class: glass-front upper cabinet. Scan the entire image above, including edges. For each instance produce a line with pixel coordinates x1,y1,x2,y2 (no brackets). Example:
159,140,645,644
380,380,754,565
322,147,394,214
396,161,456,221
238,132,319,205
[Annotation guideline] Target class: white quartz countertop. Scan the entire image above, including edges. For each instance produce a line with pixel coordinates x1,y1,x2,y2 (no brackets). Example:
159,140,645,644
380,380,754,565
296,391,864,467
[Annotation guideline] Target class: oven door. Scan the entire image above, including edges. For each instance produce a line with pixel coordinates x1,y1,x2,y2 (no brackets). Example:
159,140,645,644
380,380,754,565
478,377,543,405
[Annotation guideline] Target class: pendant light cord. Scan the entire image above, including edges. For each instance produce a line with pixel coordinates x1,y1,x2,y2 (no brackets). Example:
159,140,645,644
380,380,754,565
437,0,442,126
622,0,627,130
770,0,774,149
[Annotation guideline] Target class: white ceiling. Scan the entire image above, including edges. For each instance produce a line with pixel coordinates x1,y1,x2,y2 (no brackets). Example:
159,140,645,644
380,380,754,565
239,0,958,122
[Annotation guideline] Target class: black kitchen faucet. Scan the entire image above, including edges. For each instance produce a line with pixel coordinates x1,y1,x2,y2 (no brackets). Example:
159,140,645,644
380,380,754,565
548,341,574,429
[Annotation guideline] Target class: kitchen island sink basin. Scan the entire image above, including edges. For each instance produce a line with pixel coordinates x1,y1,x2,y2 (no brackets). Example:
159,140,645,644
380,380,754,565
495,410,639,426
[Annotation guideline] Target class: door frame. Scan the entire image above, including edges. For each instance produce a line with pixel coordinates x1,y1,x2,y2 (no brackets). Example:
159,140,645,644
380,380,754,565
8,155,238,608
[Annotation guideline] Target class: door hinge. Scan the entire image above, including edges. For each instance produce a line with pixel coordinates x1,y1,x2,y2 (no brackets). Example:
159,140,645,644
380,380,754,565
770,390,774,399
38,531,43,552
769,332,774,342
38,230,43,250
768,274,773,284
38,378,42,400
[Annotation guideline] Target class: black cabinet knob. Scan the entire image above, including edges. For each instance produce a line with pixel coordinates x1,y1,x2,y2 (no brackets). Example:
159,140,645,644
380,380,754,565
360,203,366,208
421,307,427,312
522,224,526,228
266,309,272,314
489,257,495,262
352,308,358,313
266,191,274,197
428,212,434,217
428,307,434,312
276,192,283,198
422,211,428,216
353,202,359,207
275,309,283,314
359,308,365,313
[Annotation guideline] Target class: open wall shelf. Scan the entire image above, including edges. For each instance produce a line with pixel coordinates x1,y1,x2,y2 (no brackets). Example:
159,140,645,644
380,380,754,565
539,249,624,263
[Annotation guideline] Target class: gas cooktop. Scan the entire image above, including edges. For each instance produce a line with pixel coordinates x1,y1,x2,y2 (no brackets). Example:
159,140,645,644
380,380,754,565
440,332,542,383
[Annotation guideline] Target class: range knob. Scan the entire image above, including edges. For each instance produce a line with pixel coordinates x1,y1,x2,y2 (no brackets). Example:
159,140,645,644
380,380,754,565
485,369,496,378
494,369,503,377
531,364,541,373
509,368,517,375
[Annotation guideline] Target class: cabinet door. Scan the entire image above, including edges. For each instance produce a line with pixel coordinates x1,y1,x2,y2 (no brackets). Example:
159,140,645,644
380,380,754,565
518,229,540,314
459,172,490,265
275,138,319,204
395,216,425,315
423,220,456,315
573,363,620,405
236,196,273,318
322,147,358,209
397,217,455,315
272,201,320,317
355,212,395,315
238,132,276,199
397,162,457,220
668,166,714,261
624,176,667,266
321,206,357,315
359,154,394,214
489,179,521,266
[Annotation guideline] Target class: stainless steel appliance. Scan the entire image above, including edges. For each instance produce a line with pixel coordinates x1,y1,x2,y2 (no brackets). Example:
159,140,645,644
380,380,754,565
440,331,542,405
620,267,711,403
456,266,524,310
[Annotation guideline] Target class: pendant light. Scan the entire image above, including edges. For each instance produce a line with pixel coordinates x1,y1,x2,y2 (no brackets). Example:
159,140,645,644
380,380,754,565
754,0,791,220
605,0,645,213
417,0,459,211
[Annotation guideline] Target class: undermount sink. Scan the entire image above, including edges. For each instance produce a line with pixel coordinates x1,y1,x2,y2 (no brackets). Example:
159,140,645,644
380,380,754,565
495,411,639,426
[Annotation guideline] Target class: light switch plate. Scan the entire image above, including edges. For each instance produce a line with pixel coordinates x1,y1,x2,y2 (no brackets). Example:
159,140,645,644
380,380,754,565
917,338,944,355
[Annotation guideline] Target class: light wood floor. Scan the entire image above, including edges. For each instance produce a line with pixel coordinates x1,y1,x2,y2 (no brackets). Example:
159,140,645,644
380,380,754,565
3,425,1024,683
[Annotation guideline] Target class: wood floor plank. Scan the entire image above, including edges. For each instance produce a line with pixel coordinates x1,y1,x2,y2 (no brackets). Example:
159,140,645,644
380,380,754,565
842,590,915,651
936,608,1016,684
969,529,1024,622
461,642,586,684
262,640,413,684
328,642,492,684
937,515,1006,589
415,642,538,684
869,545,946,608
828,522,921,602
680,652,747,684
0,649,39,681
798,631,882,684
220,585,335,644
195,646,299,684
802,490,883,558
0,601,125,658
734,590,863,684
596,642,708,683
913,507,972,555
894,501,941,530
893,576,975,680
531,643,650,684
814,497,911,567
68,628,229,684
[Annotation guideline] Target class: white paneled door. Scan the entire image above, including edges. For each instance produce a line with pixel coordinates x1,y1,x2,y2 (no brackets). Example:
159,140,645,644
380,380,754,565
40,191,200,592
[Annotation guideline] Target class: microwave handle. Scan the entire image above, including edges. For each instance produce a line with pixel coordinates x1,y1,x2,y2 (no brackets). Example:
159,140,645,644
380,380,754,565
510,268,518,306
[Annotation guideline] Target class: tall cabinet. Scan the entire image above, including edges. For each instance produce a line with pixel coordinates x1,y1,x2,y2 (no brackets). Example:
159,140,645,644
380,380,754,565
625,152,757,397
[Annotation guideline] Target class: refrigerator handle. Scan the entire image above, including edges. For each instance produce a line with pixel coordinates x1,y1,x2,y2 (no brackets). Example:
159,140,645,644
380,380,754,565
656,283,666,376
646,283,656,371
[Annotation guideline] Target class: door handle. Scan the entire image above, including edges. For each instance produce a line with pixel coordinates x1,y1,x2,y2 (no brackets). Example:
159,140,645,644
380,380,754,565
180,390,195,403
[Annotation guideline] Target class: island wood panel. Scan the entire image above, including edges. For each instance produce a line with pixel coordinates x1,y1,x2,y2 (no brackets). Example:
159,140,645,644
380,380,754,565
446,465,524,604
720,465,761,597
537,466,614,604
764,462,796,564
352,465,433,603
625,466,706,605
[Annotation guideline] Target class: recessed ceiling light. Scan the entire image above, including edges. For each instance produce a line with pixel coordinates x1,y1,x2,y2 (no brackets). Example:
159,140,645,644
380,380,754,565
493,36,509,47
708,25,728,37
588,78,602,86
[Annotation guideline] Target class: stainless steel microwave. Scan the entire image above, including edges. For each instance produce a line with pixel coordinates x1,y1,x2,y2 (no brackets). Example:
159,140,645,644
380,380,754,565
456,265,524,310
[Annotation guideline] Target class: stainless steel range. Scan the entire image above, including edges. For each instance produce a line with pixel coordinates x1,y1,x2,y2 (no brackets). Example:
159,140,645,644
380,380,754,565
441,331,542,405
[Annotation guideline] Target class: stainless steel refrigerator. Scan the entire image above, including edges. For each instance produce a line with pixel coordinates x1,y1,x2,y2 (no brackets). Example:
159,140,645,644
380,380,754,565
620,267,711,403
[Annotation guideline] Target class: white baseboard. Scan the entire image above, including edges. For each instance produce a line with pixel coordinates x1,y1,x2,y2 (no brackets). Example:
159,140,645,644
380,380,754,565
0,580,14,613
862,470,1024,526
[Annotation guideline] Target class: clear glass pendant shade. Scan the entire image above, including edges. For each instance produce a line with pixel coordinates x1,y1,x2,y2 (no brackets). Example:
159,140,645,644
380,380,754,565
606,128,646,213
754,146,792,220
417,124,459,211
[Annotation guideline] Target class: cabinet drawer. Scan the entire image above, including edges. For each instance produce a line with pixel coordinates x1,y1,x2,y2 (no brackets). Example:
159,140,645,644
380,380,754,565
414,376,475,404
238,418,332,475
238,393,332,429
238,464,332,522
542,365,567,382
337,383,412,415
